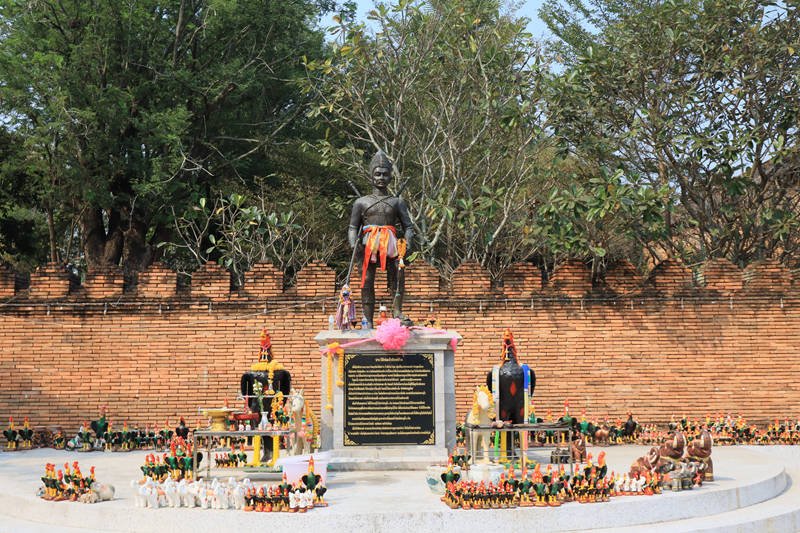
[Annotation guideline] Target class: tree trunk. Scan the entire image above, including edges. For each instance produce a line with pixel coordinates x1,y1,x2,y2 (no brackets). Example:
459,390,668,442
122,217,157,273
80,207,124,270
81,208,107,268
46,206,58,263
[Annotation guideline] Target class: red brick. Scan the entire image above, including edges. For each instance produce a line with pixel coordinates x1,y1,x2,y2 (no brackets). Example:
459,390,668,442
549,259,591,297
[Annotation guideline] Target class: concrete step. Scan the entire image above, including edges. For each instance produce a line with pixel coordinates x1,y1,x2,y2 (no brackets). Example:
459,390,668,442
588,469,800,533
588,447,800,533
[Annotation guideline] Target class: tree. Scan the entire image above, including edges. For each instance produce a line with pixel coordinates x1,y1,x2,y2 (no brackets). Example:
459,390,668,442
0,128,53,269
304,0,556,279
0,0,336,273
166,192,339,286
542,0,800,266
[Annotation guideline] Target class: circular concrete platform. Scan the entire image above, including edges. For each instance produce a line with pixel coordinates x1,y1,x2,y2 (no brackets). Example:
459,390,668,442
0,446,798,533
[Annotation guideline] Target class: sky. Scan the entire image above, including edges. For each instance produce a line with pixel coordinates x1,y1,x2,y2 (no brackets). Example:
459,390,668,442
352,0,552,40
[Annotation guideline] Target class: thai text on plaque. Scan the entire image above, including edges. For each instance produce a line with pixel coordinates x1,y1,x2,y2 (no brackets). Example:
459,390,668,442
343,352,435,446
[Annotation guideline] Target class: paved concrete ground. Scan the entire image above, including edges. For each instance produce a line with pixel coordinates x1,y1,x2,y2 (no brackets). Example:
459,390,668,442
0,445,797,533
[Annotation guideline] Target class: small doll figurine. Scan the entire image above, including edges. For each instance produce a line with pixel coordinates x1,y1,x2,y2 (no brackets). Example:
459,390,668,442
375,305,389,326
334,284,357,330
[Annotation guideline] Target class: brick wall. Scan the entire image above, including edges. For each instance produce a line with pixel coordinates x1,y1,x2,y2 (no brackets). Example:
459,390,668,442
1,258,799,435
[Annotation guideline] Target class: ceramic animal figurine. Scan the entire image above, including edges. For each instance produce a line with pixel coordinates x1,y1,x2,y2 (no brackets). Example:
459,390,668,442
466,385,496,463
685,428,714,480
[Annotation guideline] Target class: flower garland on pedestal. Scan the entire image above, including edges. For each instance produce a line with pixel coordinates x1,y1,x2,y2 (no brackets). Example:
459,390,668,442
325,343,344,410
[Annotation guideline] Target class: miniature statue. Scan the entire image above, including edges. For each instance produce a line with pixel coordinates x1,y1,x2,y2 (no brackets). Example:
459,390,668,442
441,457,461,485
571,434,587,463
18,417,34,449
629,446,660,477
334,285,357,330
375,305,390,326
593,423,611,446
622,412,638,442
657,431,686,472
288,389,318,456
67,421,92,452
347,150,414,328
91,407,109,449
52,428,66,450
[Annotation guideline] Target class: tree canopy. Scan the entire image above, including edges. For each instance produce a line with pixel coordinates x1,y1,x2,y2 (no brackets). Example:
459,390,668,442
1,0,798,280
542,0,800,266
0,0,343,277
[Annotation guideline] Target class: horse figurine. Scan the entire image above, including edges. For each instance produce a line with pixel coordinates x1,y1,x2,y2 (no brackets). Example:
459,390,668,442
466,385,496,463
288,390,318,456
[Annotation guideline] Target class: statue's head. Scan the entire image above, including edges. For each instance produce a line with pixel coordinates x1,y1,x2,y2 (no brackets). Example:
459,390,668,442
369,150,393,189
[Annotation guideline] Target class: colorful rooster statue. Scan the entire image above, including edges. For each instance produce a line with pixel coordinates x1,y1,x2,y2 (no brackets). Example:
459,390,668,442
78,421,93,451
3,417,18,450
486,329,536,424
90,407,109,445
18,417,35,449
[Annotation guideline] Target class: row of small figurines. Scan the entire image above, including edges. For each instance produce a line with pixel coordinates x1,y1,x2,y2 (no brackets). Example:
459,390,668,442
9,426,190,452
131,476,327,511
636,425,800,446
442,471,664,510
38,462,115,504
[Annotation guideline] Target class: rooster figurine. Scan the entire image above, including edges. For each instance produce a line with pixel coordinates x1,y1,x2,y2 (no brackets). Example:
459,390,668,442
3,417,18,450
90,407,109,447
622,412,638,442
52,429,66,450
18,417,35,449
301,457,326,507
78,422,93,451
175,418,190,440
485,329,536,424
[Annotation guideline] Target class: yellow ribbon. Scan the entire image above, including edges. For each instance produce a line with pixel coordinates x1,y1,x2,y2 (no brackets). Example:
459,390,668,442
325,343,345,410
326,353,333,411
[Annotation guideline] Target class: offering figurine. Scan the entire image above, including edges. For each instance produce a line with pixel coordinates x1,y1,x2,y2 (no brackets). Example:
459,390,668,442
685,428,714,480
347,150,414,328
334,285,357,330
90,407,109,448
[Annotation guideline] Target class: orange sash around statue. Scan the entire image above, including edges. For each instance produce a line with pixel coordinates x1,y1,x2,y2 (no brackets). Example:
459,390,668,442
361,225,398,288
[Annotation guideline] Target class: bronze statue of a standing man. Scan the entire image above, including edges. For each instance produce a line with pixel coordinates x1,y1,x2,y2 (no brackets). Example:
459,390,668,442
348,151,414,328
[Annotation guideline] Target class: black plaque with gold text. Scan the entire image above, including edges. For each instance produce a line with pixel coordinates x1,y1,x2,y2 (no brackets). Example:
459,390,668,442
343,352,435,446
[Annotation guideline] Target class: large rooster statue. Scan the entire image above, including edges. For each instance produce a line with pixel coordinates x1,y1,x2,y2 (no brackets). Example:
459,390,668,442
485,329,536,424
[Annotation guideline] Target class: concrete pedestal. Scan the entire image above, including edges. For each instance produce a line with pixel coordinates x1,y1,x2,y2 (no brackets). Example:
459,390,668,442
315,329,459,470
